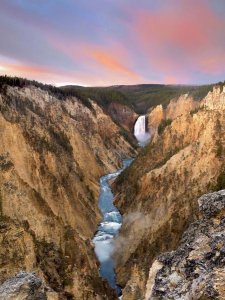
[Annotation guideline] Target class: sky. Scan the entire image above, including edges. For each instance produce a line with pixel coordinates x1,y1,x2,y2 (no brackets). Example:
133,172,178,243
0,0,225,86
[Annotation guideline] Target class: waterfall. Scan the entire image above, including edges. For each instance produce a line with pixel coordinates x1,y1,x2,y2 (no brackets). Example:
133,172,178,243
134,115,150,146
134,115,146,136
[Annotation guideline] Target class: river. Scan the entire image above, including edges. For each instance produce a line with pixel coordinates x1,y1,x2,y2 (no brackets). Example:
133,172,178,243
93,159,133,296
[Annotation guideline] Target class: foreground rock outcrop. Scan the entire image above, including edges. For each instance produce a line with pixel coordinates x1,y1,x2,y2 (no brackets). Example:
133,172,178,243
0,82,135,299
0,271,58,300
146,190,225,299
113,84,225,299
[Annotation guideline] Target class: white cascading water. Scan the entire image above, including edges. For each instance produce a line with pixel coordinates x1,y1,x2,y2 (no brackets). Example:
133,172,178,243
134,115,150,146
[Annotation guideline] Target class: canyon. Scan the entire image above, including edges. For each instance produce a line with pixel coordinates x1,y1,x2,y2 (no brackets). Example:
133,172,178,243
113,85,225,299
0,81,135,299
0,77,225,300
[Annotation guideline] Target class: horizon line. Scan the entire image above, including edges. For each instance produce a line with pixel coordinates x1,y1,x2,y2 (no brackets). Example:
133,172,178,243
0,73,222,89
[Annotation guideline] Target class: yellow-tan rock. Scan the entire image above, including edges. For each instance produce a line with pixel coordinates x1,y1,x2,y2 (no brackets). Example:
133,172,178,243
114,85,225,300
0,84,135,299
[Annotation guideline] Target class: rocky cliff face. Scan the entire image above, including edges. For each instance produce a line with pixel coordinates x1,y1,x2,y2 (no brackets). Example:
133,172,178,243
113,85,225,299
0,271,59,300
0,84,135,299
107,102,138,133
202,85,225,110
145,190,225,300
147,94,199,136
147,105,164,136
166,94,199,120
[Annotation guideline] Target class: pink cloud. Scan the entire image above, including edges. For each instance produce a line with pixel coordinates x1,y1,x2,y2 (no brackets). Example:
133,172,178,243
49,35,142,82
1,0,225,85
85,46,140,79
132,0,225,81
0,59,142,86
1,1,141,83
0,61,91,85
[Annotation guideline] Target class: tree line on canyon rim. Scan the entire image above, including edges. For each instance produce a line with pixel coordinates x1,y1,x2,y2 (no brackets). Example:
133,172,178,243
1,74,225,114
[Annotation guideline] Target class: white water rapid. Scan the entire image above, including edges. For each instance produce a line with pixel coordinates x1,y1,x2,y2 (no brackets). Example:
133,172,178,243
134,115,150,146
93,159,133,296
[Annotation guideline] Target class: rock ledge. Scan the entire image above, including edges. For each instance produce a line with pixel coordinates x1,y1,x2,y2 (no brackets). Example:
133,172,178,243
146,190,225,300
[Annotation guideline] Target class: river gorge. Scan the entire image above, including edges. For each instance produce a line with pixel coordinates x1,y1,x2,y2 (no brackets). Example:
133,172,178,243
93,115,151,295
1,79,225,299
93,159,133,296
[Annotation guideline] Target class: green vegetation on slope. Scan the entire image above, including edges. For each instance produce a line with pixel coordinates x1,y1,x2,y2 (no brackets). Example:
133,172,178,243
111,84,215,114
63,83,219,114
0,75,137,147
158,119,172,135
0,75,93,110
61,85,132,109
1,75,224,115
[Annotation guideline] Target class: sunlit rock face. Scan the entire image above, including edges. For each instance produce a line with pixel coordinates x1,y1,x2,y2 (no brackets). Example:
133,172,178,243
134,115,151,146
113,85,225,300
0,84,135,299
147,105,164,136
147,94,199,139
166,94,199,120
202,86,225,110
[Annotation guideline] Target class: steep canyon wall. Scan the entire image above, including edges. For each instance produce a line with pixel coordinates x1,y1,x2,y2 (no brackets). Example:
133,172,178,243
113,85,225,299
0,84,135,299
